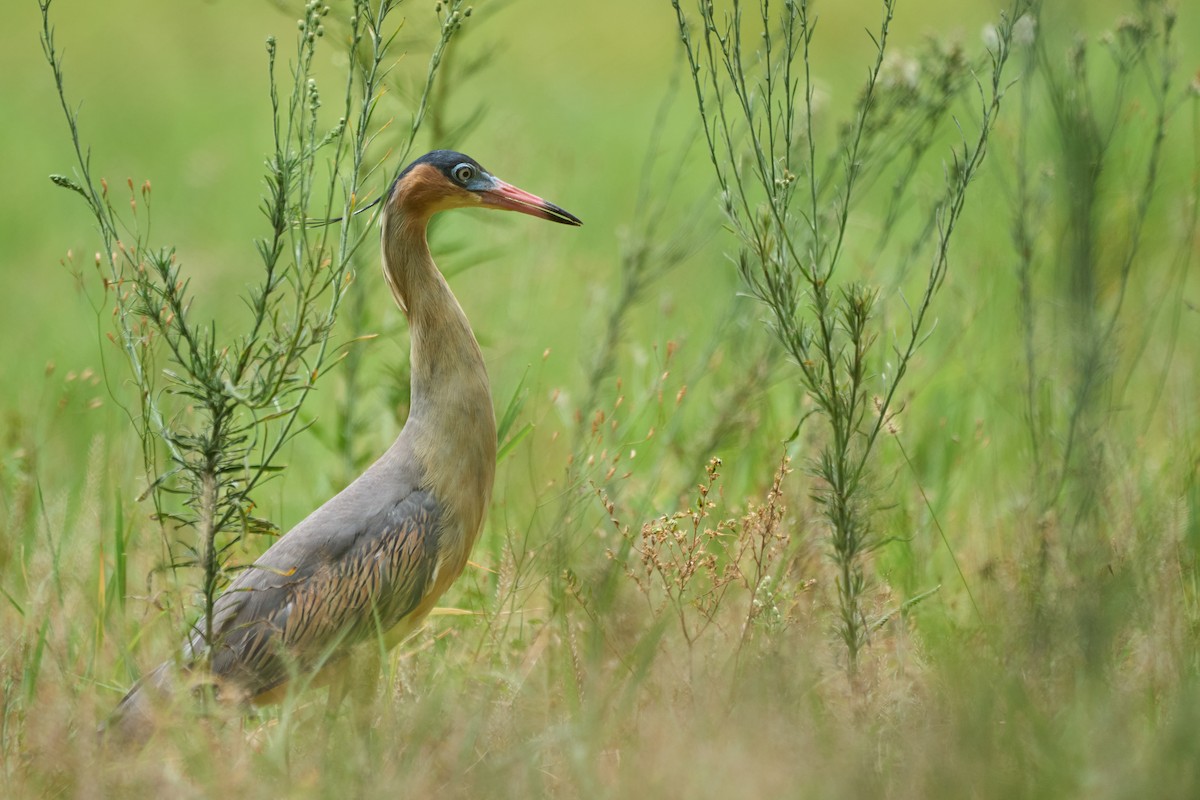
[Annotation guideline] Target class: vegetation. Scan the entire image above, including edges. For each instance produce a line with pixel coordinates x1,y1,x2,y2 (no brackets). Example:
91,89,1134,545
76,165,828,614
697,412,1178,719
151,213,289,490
2,0,1197,797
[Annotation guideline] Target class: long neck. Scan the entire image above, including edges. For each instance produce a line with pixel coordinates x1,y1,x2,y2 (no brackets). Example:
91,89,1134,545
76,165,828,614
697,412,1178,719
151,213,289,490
381,211,497,555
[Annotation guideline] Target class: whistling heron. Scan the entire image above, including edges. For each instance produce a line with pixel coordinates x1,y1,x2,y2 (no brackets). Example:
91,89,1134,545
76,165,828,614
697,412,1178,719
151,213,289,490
108,150,581,740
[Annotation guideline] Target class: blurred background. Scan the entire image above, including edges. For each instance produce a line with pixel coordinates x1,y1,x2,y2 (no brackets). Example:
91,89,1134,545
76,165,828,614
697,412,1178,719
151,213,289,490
3,0,1199,796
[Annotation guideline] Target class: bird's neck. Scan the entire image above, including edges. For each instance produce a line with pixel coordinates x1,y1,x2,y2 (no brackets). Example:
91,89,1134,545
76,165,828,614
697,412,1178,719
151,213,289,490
381,212,497,558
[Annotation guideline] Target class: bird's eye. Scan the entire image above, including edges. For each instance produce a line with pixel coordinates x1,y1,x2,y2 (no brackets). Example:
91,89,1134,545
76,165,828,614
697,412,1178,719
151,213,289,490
453,163,475,184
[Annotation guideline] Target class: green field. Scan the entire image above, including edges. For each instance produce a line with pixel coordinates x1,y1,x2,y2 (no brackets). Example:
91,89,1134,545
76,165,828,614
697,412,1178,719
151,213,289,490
3,0,1199,796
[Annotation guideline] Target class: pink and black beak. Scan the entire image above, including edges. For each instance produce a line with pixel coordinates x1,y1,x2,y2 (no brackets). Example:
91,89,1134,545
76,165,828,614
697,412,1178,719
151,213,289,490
479,177,582,226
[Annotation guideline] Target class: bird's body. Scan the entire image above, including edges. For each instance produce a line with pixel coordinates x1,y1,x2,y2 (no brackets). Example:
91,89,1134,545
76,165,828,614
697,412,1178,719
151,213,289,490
108,151,580,739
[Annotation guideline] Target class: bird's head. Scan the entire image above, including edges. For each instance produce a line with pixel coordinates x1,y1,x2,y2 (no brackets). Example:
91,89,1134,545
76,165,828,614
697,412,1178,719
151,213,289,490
387,150,582,226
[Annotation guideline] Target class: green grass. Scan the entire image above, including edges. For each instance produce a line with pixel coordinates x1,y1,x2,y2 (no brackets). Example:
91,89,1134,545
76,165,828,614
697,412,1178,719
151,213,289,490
3,0,1200,797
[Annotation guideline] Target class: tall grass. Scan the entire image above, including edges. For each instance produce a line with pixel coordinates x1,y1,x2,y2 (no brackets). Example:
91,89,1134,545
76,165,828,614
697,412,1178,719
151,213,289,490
1000,0,1198,679
669,0,1027,673
3,0,1200,797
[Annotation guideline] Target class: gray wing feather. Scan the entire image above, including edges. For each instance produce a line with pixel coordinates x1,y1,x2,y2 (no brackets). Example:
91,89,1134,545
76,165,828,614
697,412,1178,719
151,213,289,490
106,445,441,741
193,488,441,697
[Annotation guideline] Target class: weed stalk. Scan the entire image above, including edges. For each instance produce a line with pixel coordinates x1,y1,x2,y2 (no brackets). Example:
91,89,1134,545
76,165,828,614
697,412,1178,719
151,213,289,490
671,0,1026,674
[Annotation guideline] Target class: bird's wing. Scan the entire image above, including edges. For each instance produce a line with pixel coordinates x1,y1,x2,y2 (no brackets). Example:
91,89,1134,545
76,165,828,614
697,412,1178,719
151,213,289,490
193,488,442,698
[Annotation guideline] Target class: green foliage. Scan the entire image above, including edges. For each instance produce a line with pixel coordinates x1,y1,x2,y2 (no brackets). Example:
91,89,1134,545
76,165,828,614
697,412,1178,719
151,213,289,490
670,0,1027,672
2,0,1198,797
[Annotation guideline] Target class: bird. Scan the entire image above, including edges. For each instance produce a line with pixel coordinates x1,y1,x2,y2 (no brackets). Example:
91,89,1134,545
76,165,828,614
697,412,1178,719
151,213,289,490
106,150,582,741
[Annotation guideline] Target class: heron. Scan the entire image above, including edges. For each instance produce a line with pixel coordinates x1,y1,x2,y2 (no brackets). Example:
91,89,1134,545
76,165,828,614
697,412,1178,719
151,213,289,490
107,150,582,741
